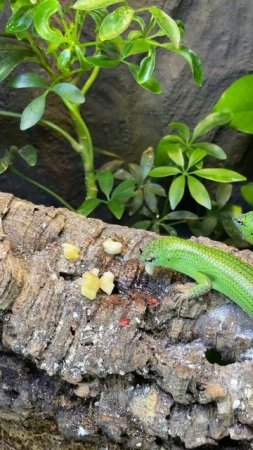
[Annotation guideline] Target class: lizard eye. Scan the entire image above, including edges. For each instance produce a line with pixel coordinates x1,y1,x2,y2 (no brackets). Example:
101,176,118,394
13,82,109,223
146,256,155,263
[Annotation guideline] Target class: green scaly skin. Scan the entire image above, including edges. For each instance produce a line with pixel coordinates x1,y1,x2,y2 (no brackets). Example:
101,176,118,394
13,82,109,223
233,212,253,245
140,236,253,317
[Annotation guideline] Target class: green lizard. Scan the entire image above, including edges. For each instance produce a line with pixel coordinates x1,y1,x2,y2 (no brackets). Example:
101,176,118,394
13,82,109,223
140,236,253,317
232,211,253,245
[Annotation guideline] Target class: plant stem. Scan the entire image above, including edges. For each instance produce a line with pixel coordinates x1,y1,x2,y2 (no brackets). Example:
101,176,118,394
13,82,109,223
82,66,100,95
0,110,80,152
0,106,97,199
10,167,75,211
26,34,56,76
42,120,81,152
64,101,97,199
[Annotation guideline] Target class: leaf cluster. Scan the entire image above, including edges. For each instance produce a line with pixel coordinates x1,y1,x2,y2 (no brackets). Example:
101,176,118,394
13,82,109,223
0,144,37,173
0,0,203,131
150,114,245,210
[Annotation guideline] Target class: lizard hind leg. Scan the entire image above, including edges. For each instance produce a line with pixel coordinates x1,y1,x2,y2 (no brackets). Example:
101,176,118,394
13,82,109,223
174,271,212,316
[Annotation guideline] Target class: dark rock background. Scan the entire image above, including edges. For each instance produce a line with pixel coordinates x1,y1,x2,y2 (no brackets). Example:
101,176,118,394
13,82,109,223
0,0,253,208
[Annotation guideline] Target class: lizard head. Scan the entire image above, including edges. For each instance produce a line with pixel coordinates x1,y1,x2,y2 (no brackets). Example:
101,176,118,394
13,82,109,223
232,212,253,245
139,239,168,274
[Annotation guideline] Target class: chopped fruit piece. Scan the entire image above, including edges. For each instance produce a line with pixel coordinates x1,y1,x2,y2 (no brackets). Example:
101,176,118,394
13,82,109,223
119,316,130,327
100,271,115,295
103,238,122,255
81,271,100,300
90,267,99,276
148,298,159,306
62,243,81,261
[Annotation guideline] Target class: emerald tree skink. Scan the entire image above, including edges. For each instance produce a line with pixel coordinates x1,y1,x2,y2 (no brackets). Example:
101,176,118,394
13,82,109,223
140,236,253,317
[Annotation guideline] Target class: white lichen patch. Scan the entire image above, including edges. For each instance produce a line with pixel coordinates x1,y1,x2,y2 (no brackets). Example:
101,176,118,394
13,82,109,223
99,271,115,295
78,426,89,436
62,243,81,261
102,238,122,255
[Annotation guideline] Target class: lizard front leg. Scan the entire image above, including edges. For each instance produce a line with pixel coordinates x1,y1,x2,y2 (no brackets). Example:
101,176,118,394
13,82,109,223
174,271,212,314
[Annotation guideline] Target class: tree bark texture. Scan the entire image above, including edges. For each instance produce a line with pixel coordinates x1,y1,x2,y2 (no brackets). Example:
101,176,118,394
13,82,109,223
0,192,252,450
0,1,253,207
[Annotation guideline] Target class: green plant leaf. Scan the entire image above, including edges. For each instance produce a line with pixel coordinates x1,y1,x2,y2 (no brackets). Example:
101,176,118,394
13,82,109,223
89,9,108,30
148,7,181,49
190,211,218,237
129,163,140,178
143,185,157,212
216,183,232,208
163,210,199,220
241,182,253,207
20,94,46,130
0,37,32,52
167,144,184,167
137,49,156,84
149,166,181,177
34,0,63,43
148,183,166,196
169,121,190,142
0,150,10,174
73,0,122,10
132,15,145,31
128,30,143,40
121,38,150,58
6,5,33,33
10,72,48,88
173,46,203,86
192,112,231,141
99,6,134,41
78,198,102,216
86,54,120,68
169,175,186,209
193,168,246,183
195,215,217,235
0,48,34,83
108,200,125,219
114,168,132,180
213,74,253,134
187,148,207,169
75,46,92,71
128,62,162,94
191,142,226,160
187,175,211,209
57,48,72,73
52,83,85,104
159,223,177,235
100,159,123,172
111,179,136,202
132,220,151,230
155,136,184,165
129,188,144,215
18,145,37,166
140,147,154,180
97,171,114,199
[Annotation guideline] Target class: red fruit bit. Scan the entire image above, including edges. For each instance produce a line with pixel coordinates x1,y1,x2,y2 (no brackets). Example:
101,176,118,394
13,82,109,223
50,423,58,433
148,297,159,306
119,316,130,327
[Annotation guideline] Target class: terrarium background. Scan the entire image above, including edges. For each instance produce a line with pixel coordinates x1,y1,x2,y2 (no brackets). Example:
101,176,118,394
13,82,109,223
0,0,252,208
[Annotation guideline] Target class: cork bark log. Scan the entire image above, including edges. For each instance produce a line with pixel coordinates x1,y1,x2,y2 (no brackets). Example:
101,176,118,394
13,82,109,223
0,192,252,450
